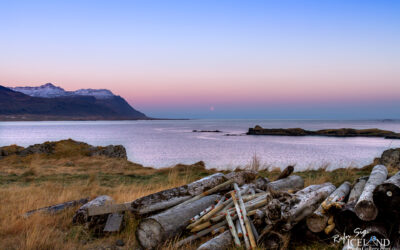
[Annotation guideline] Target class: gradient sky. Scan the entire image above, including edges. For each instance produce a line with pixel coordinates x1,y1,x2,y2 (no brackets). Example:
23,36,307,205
1,0,399,119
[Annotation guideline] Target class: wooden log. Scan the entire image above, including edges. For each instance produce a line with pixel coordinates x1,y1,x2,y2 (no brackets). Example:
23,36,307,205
197,230,233,250
211,226,226,235
187,197,224,229
282,183,336,231
235,219,243,238
234,183,257,249
295,183,333,197
276,166,294,181
88,202,132,216
253,177,270,190
262,231,291,250
355,165,388,221
131,173,226,215
103,213,124,233
225,170,259,186
306,181,351,233
24,197,89,218
175,221,226,248
226,211,241,247
335,177,368,234
373,170,400,216
180,179,234,206
361,224,390,248
73,195,114,224
268,175,304,192
249,217,259,242
136,194,221,249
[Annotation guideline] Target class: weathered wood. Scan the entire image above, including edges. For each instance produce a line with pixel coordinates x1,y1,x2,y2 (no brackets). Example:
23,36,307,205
268,175,304,192
282,183,336,231
234,183,257,249
373,170,400,216
131,173,226,215
295,183,333,197
188,197,225,229
24,197,89,218
225,170,258,186
197,230,233,250
306,181,351,233
211,226,226,235
88,202,131,216
355,165,388,221
180,179,234,206
335,177,368,234
73,195,114,224
249,217,259,242
103,213,124,232
262,231,291,250
276,166,294,180
226,211,241,247
175,221,226,247
136,194,220,249
235,219,243,238
231,190,250,249
361,224,390,248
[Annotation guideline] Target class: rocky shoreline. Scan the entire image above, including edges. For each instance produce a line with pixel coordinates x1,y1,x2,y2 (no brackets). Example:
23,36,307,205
247,125,400,139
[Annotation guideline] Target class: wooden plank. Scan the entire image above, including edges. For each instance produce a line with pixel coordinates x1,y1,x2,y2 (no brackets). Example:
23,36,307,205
104,213,124,232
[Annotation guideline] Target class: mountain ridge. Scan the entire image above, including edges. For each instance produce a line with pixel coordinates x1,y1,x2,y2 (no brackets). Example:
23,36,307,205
0,84,148,121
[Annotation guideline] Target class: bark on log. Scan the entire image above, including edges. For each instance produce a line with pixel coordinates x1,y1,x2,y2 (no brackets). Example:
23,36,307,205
136,194,221,249
306,181,351,233
131,173,226,215
24,197,89,218
335,177,368,234
276,166,294,181
268,175,304,192
355,165,388,221
73,195,114,224
197,231,233,250
282,183,336,231
373,170,400,216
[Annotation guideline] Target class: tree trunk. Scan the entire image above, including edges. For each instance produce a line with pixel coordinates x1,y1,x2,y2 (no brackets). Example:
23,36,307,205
276,166,294,181
282,183,336,231
335,177,368,234
306,181,351,233
197,231,233,250
295,183,333,196
131,173,226,215
268,175,304,192
373,171,400,217
136,194,221,249
355,165,388,221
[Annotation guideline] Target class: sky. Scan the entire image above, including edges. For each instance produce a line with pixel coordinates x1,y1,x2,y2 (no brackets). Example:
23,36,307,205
0,0,399,119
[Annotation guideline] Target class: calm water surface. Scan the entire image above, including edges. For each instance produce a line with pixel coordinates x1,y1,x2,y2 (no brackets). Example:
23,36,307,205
1,120,400,170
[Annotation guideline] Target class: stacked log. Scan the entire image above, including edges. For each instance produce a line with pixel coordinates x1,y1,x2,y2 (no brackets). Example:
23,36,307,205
373,171,400,217
355,165,388,221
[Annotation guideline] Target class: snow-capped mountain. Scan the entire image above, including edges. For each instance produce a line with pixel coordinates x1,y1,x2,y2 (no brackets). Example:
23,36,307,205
11,83,115,99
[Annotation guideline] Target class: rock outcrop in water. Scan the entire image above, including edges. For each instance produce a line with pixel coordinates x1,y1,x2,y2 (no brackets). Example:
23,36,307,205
0,139,127,159
247,125,400,139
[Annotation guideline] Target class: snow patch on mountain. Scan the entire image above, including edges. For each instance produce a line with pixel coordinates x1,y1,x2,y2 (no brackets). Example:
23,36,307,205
10,83,115,99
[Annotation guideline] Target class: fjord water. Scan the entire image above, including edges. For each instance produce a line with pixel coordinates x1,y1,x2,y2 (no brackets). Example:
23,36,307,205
1,120,400,171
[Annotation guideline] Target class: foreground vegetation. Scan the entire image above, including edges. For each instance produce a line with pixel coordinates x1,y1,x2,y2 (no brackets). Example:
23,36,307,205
0,140,397,249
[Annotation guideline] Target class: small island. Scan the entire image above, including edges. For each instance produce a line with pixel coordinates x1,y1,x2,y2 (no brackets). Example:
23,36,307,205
247,125,400,139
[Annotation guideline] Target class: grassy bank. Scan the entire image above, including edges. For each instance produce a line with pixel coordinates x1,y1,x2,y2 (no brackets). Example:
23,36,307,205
0,141,397,249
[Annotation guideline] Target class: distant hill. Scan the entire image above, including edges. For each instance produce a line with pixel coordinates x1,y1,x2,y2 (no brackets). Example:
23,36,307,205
0,84,148,121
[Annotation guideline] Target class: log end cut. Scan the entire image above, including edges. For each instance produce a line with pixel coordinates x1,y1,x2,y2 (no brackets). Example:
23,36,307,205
373,183,400,215
354,200,378,221
136,218,164,249
306,213,329,233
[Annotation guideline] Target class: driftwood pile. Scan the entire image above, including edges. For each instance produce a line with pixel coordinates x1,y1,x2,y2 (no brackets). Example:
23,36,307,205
31,164,400,249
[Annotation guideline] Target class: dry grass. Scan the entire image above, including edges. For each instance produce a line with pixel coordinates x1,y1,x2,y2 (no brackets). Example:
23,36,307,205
1,144,398,250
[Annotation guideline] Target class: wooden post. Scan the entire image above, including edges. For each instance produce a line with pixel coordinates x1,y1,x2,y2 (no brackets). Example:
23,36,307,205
306,181,351,233
373,171,400,217
355,165,388,221
136,194,221,249
231,190,250,249
234,183,257,249
225,211,241,247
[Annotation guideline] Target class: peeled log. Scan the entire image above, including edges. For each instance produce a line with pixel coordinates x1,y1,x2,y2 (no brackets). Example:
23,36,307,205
335,177,368,234
306,181,351,233
268,175,304,192
282,183,336,231
197,231,232,250
373,171,400,216
131,173,226,215
355,165,388,221
136,194,220,249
